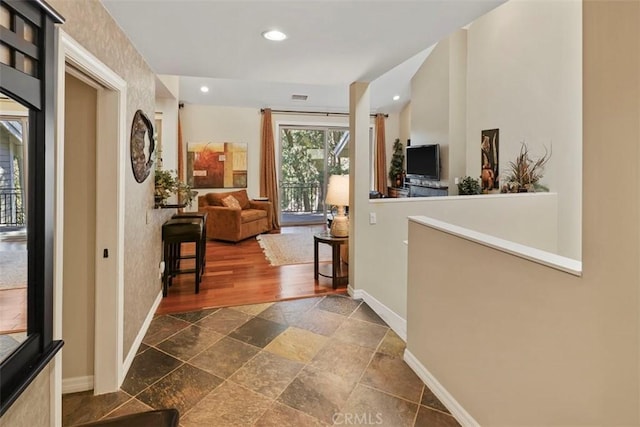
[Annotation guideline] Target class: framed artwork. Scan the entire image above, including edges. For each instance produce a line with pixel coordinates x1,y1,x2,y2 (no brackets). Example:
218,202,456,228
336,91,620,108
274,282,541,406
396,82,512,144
130,109,155,183
481,129,499,191
187,142,247,189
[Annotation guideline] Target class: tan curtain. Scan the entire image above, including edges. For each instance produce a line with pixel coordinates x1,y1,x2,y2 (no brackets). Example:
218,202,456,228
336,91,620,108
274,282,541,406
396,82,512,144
375,114,388,195
177,107,184,180
260,109,280,230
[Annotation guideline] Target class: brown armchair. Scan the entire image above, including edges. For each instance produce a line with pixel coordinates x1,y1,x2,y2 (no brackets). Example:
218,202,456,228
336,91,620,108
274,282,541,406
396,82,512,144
198,190,273,242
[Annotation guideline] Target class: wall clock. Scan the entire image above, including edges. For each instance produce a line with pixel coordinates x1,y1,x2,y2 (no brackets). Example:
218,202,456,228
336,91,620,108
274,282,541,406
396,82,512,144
130,109,155,183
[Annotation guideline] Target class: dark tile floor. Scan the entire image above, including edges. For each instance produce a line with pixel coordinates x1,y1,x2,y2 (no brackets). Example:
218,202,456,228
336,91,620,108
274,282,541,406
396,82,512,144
62,295,460,427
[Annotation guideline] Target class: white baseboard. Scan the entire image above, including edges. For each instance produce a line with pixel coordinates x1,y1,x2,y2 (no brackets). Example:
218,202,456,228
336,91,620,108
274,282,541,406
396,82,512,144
123,291,162,378
62,375,94,394
349,288,406,341
404,350,479,427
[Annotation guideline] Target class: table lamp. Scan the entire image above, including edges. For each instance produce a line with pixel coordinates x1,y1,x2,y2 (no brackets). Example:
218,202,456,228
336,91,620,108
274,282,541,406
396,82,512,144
326,174,349,237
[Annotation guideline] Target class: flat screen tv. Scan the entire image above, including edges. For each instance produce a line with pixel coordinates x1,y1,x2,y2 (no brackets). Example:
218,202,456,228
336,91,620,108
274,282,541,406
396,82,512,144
406,144,440,181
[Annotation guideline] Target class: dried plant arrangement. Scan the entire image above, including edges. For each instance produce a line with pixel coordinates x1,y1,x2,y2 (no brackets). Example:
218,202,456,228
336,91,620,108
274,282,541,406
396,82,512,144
502,142,550,193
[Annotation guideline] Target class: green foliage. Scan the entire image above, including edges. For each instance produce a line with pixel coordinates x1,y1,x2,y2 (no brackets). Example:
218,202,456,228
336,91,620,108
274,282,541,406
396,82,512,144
280,128,349,212
457,176,481,195
155,169,194,207
388,138,404,182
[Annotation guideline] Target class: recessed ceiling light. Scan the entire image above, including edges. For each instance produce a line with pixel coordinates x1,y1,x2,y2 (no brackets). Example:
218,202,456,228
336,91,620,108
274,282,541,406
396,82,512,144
200,86,209,93
393,95,400,101
262,30,287,41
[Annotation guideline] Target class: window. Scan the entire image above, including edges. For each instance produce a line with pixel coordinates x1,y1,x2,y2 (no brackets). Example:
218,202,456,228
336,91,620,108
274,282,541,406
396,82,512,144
0,0,63,415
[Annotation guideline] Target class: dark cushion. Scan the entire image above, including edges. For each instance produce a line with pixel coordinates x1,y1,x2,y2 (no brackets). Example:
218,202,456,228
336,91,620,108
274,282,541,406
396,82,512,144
162,218,202,240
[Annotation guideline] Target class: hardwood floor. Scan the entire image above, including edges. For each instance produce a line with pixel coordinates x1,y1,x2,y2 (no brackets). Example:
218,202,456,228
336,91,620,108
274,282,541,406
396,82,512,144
0,288,27,334
156,225,347,315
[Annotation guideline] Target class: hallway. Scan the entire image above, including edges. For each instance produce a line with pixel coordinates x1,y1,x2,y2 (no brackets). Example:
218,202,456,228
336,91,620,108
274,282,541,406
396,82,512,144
62,295,459,426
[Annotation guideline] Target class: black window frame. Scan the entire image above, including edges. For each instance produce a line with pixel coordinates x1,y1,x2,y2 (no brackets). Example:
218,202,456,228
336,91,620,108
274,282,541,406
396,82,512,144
0,0,64,416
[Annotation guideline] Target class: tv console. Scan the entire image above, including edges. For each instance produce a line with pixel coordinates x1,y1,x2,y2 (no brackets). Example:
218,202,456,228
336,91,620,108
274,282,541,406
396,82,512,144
406,179,448,197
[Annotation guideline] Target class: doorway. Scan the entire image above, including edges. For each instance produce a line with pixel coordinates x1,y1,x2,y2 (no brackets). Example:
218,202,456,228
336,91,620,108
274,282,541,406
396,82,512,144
61,71,98,392
55,31,127,401
279,126,349,226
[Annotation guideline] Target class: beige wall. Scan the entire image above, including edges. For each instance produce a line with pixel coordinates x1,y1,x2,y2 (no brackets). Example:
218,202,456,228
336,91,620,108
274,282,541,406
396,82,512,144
411,38,450,183
357,193,558,320
466,0,582,259
180,104,400,209
62,73,97,381
47,0,172,360
1,363,52,426
406,1,640,424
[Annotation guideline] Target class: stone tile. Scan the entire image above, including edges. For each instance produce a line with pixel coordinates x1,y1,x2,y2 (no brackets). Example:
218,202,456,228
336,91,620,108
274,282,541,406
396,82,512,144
229,302,274,316
229,351,304,399
360,352,424,403
228,317,288,348
378,329,406,358
181,381,272,427
340,384,418,427
195,308,251,334
188,336,260,379
287,308,346,336
102,398,153,420
0,335,20,361
156,324,223,361
141,315,190,346
137,364,222,414
317,295,361,316
264,327,328,363
277,366,354,424
170,308,219,323
309,338,374,385
62,390,130,426
421,386,450,414
257,297,322,325
136,343,150,356
254,402,327,427
333,318,388,350
121,348,182,396
414,405,461,427
350,302,387,326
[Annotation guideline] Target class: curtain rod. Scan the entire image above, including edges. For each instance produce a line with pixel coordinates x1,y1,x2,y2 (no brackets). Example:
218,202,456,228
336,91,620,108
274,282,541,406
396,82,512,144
261,108,387,118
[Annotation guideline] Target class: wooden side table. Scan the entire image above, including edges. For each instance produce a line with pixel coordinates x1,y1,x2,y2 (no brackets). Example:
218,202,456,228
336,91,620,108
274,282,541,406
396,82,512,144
314,232,349,289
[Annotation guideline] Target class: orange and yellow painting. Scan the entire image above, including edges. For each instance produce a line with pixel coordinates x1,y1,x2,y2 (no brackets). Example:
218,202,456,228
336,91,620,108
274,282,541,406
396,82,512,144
186,142,247,188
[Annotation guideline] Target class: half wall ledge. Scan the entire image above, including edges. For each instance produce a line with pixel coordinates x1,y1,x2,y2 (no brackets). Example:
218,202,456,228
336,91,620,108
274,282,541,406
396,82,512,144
408,216,582,277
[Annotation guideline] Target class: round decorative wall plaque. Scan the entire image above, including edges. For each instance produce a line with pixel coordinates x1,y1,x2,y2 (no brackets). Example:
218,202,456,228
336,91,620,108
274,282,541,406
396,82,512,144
130,109,155,183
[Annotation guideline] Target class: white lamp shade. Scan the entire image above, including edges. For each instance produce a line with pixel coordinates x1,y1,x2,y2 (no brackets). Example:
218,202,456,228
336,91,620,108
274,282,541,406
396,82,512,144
325,175,349,206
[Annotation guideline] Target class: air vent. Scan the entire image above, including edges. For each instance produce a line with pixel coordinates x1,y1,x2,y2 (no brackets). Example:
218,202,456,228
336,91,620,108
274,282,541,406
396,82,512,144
291,94,308,101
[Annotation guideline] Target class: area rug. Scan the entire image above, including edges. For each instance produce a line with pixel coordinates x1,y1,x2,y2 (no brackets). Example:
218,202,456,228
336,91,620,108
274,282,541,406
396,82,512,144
257,233,331,266
0,251,27,290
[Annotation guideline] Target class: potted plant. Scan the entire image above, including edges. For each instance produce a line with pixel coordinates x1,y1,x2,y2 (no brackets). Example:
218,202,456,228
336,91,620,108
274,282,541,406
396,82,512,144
154,169,195,207
502,142,550,193
388,138,405,188
457,176,481,195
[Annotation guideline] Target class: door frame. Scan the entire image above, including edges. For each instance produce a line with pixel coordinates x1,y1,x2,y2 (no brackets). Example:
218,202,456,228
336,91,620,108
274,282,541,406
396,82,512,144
276,120,350,225
53,29,127,416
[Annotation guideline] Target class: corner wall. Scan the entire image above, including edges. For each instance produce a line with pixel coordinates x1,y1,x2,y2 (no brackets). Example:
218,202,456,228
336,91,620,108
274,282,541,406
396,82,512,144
466,0,582,259
406,1,639,423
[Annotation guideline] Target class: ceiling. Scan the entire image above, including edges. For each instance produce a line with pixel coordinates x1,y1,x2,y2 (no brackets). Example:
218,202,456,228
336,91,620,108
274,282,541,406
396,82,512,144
102,0,504,113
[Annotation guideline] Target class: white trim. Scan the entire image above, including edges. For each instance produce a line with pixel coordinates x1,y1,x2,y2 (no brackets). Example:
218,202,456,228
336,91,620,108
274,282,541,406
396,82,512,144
409,215,582,276
404,350,480,427
123,291,163,377
350,288,406,341
61,376,95,394
55,30,127,397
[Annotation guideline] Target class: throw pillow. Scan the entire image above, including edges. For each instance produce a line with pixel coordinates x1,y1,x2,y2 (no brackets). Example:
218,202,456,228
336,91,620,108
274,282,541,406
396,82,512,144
221,195,241,209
